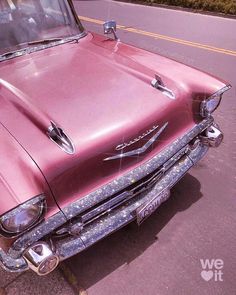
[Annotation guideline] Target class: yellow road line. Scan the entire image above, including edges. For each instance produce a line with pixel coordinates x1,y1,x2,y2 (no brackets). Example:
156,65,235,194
79,15,236,57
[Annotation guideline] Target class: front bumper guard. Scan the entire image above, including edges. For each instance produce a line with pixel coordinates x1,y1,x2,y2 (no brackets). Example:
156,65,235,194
0,117,222,274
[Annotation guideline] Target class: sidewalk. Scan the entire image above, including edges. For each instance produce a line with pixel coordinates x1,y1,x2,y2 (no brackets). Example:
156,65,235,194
0,266,75,295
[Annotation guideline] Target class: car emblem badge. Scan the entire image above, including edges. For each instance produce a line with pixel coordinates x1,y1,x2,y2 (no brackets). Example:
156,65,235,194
104,122,168,161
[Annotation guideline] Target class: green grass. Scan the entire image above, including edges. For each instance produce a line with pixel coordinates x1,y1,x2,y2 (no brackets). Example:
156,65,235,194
121,0,236,15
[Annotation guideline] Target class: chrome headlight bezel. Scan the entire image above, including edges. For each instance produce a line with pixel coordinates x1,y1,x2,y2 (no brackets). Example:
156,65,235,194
0,195,46,238
200,85,231,117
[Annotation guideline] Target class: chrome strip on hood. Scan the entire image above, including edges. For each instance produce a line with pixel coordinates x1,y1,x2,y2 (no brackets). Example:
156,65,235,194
104,122,168,161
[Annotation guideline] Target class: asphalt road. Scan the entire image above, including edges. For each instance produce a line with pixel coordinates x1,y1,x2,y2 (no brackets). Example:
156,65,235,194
65,2,236,295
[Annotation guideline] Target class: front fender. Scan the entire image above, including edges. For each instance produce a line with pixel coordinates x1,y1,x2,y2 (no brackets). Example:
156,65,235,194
90,32,228,97
0,123,58,217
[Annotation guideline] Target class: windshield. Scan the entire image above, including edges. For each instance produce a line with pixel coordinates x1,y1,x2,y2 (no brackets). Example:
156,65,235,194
0,0,84,55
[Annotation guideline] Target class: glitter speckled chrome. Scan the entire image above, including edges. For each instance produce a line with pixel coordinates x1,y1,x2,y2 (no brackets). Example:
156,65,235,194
56,141,208,261
0,117,213,272
0,249,28,272
10,117,212,257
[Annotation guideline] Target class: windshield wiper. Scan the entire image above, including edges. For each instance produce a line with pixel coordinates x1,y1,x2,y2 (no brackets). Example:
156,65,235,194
0,34,84,62
0,38,72,62
0,38,73,61
27,35,82,46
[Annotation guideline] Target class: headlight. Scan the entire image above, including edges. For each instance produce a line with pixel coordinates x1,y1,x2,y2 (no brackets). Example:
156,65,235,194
200,85,231,117
0,195,46,237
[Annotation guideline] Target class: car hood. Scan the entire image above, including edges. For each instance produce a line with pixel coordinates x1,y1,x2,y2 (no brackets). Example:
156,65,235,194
0,33,227,213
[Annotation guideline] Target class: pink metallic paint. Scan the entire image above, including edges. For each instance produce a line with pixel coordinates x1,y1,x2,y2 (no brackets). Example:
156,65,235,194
0,32,227,218
0,123,55,217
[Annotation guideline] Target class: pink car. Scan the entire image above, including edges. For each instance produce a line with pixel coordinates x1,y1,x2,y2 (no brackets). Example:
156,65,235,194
0,0,231,276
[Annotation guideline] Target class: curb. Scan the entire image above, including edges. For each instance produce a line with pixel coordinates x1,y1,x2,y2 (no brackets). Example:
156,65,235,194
59,264,87,295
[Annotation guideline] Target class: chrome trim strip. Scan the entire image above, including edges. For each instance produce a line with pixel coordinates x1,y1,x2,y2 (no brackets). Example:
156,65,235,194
104,122,168,161
115,125,159,151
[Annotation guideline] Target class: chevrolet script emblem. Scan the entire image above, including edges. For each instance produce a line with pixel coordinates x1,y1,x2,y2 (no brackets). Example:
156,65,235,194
104,122,168,161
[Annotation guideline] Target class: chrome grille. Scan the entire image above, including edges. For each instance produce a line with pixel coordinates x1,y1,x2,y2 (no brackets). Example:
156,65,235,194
55,144,190,236
79,144,190,226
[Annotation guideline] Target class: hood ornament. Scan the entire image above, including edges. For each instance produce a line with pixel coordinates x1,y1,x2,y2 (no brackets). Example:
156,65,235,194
104,122,168,161
151,75,175,99
47,121,75,155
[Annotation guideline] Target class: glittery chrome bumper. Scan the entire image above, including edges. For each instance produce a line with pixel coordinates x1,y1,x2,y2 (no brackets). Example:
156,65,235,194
0,117,214,273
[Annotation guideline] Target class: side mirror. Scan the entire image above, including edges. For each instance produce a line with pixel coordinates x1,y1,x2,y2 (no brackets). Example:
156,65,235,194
103,20,118,40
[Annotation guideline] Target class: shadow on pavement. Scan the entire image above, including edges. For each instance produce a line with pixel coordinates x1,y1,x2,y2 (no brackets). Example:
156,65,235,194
66,172,203,289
